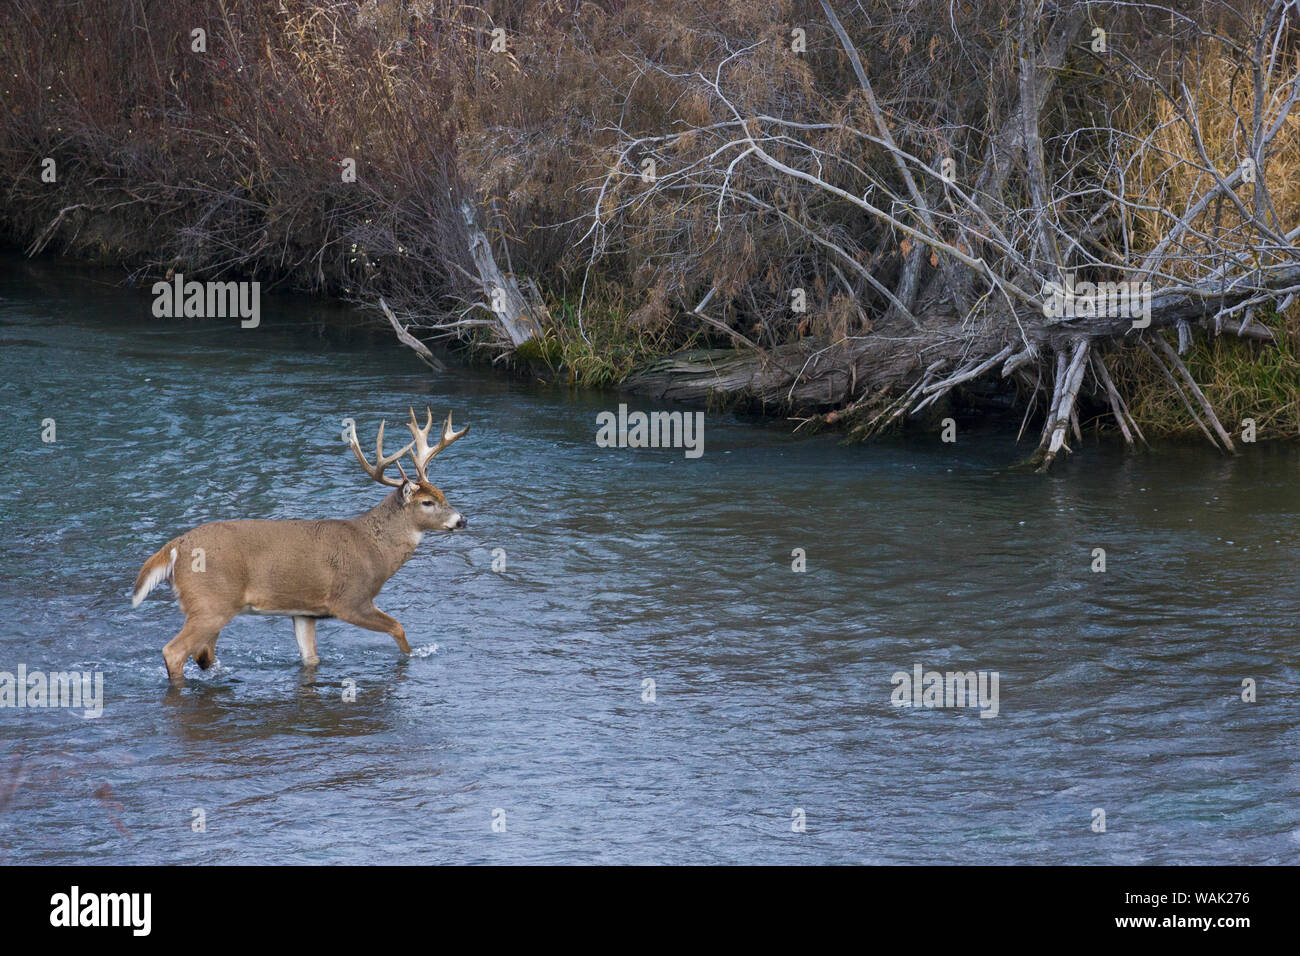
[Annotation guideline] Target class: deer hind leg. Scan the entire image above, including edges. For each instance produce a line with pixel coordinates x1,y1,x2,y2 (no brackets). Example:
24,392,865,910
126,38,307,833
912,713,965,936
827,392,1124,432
194,622,223,671
293,616,319,666
162,613,231,682
194,642,216,670
335,603,411,655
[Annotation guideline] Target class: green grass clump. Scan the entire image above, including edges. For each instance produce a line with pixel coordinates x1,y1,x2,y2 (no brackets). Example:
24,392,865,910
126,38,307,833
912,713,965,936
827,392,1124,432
524,294,694,389
1111,308,1300,439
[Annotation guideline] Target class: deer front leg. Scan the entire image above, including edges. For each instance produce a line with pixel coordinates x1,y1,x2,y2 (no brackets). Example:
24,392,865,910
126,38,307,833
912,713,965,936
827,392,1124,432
335,603,411,655
293,616,319,666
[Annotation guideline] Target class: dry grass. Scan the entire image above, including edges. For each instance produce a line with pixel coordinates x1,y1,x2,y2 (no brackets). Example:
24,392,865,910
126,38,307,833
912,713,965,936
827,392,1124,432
1113,38,1300,438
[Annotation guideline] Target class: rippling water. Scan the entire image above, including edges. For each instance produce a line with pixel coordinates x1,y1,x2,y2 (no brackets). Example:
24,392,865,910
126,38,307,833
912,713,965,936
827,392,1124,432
1,255,1298,864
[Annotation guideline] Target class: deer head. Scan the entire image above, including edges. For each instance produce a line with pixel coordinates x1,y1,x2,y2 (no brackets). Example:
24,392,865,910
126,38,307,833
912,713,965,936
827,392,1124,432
347,407,469,532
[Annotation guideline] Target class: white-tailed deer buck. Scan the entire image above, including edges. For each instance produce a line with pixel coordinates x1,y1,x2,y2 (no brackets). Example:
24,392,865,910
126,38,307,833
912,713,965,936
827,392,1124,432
132,408,469,681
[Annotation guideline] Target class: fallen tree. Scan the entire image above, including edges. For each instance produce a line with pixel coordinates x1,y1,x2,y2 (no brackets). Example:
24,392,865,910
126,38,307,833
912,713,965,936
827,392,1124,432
588,0,1300,465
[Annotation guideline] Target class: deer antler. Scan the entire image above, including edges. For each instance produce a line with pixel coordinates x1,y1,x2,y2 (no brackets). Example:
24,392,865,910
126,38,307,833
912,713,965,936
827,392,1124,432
347,418,416,488
406,407,469,483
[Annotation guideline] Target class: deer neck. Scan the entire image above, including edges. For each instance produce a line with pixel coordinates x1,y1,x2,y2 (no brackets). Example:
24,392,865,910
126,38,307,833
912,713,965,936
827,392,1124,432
353,491,424,578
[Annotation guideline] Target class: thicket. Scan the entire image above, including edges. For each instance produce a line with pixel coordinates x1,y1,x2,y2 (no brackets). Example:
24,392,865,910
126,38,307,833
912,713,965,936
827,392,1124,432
3,1,1298,462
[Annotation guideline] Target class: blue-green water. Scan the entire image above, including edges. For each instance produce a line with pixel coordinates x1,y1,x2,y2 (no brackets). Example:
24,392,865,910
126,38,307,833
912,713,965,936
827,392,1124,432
1,255,1298,863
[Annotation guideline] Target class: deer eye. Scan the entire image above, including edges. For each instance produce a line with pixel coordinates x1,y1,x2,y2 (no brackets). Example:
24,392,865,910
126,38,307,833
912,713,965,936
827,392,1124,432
420,500,434,507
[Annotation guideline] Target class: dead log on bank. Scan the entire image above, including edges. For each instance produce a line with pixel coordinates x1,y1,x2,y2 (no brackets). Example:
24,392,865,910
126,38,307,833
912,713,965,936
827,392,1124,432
458,199,544,349
627,261,1300,429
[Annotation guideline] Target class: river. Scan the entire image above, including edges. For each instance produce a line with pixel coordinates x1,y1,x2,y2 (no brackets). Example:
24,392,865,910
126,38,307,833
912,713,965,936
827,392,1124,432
1,254,1297,864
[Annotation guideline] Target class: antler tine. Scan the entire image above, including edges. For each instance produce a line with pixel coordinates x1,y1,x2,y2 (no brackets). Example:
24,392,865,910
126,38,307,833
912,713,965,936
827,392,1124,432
405,406,433,482
347,418,415,488
406,406,469,482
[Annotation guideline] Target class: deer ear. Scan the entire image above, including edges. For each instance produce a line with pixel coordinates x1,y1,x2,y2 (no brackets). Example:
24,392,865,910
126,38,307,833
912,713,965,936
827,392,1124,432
401,481,418,503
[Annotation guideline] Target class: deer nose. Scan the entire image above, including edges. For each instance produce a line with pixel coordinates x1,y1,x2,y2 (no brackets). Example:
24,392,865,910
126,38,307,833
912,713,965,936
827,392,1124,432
454,515,467,529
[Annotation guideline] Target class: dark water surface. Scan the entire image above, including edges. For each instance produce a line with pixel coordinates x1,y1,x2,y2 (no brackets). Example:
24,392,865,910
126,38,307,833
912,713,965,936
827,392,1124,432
1,256,1297,864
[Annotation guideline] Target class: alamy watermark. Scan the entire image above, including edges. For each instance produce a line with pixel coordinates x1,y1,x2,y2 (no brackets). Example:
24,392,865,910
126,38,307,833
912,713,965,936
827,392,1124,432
0,665,103,718
1041,275,1151,329
50,886,150,936
152,273,260,328
596,403,704,458
891,663,999,718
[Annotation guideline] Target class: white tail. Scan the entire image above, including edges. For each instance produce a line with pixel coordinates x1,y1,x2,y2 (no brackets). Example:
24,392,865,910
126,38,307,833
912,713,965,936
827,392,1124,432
131,546,177,608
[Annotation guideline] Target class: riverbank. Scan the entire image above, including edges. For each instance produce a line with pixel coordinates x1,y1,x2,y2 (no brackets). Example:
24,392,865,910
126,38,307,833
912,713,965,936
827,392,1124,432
3,0,1299,456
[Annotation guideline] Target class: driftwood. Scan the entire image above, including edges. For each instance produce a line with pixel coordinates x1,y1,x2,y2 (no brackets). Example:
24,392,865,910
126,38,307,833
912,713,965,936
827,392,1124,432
378,297,444,372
